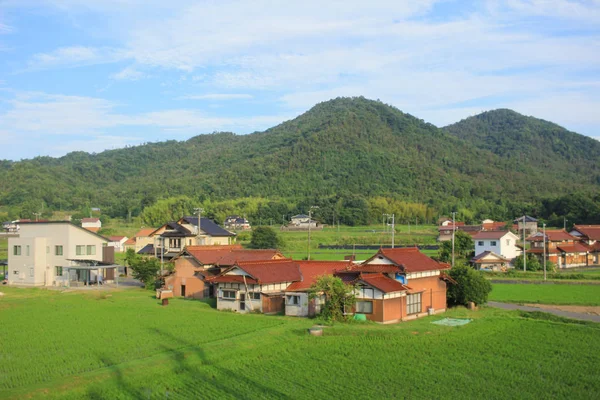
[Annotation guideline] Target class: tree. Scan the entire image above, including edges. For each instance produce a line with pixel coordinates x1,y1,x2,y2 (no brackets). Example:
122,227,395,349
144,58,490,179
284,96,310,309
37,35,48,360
438,231,474,263
249,226,281,249
126,249,160,289
513,254,542,272
308,275,356,322
447,263,492,306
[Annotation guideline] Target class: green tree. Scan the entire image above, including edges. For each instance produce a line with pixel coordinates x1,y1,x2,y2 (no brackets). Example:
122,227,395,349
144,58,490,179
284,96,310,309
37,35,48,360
126,250,160,289
513,254,542,272
447,263,492,306
438,231,474,262
249,226,281,249
140,196,196,227
308,275,356,322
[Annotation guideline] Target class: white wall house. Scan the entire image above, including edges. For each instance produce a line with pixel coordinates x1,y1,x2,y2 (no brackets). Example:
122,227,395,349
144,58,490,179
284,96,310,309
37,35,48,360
7,221,108,286
108,236,128,252
81,218,102,229
473,231,520,261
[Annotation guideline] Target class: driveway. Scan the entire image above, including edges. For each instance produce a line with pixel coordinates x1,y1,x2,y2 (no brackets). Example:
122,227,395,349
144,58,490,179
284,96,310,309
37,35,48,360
488,301,600,323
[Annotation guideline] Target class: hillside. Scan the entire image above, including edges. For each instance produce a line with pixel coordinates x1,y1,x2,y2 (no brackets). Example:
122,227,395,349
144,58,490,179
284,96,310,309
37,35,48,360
0,97,599,222
443,109,600,185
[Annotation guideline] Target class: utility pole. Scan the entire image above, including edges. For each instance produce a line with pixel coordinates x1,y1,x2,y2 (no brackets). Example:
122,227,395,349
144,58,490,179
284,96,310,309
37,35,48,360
523,215,527,272
194,208,204,245
543,223,547,281
307,206,318,260
563,217,567,231
384,213,395,248
160,236,164,277
451,211,456,268
33,212,41,222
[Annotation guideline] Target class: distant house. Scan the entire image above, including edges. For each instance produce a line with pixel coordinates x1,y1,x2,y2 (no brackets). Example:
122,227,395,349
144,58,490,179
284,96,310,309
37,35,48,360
108,236,128,252
123,228,155,253
470,251,511,271
290,214,318,228
143,217,236,260
284,260,353,317
473,231,520,263
7,221,116,287
438,224,481,242
514,216,538,236
211,259,301,314
165,245,284,299
527,230,589,268
570,225,600,265
2,221,19,233
224,216,251,230
81,218,101,233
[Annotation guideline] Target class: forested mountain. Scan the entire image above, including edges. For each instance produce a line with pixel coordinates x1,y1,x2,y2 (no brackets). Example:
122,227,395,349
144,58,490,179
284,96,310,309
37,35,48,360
0,97,599,225
443,109,600,185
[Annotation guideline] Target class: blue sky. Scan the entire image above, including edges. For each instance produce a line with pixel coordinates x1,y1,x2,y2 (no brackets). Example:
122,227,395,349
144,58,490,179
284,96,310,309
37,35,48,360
0,0,599,160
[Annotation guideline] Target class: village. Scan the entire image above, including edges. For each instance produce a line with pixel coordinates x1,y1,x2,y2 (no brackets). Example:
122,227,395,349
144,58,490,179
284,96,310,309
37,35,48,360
3,212,599,324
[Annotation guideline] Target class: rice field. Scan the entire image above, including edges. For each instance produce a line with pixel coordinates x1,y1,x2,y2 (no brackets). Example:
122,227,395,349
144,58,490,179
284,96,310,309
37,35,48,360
0,287,599,399
489,283,600,306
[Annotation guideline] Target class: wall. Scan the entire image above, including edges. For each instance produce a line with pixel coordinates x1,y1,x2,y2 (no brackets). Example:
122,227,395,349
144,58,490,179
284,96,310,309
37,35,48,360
284,292,310,317
406,275,447,312
166,256,208,299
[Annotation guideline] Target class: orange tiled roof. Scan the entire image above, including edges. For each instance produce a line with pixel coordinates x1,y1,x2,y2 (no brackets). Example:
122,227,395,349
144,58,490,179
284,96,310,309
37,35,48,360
358,273,410,294
286,260,353,291
232,259,302,284
368,247,449,273
572,225,600,241
527,230,575,242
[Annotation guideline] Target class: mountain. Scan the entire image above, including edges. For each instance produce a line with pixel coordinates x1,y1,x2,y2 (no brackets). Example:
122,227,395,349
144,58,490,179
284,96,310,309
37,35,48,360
0,97,599,221
443,109,600,184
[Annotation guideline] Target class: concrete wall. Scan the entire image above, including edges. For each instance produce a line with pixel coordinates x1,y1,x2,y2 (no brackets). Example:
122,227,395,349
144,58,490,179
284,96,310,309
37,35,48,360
284,292,310,317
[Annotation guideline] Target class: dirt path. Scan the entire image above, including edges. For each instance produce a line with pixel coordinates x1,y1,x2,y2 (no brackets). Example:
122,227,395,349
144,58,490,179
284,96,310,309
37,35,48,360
524,304,600,316
487,301,600,322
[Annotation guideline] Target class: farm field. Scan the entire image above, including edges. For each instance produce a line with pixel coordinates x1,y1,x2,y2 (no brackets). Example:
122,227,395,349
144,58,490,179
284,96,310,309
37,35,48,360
0,288,599,399
489,283,600,306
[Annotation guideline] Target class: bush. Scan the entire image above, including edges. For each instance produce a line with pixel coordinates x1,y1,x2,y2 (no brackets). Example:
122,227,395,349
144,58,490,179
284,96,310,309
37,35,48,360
249,226,282,249
309,275,356,322
513,254,542,272
447,264,492,306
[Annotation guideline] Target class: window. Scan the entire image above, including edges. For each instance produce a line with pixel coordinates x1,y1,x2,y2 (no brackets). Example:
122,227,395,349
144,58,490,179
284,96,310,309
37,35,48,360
29,268,34,277
76,245,85,256
286,295,300,306
490,241,497,246
406,293,422,315
86,245,96,256
358,285,374,299
26,245,30,256
13,270,19,275
356,301,373,314
249,292,260,300
222,290,236,300
13,245,21,256
55,245,63,256
55,266,63,276
477,241,484,246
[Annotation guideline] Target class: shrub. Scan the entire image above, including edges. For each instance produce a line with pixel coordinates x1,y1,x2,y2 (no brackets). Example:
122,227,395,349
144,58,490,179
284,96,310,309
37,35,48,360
308,275,356,322
447,264,492,306
513,254,542,272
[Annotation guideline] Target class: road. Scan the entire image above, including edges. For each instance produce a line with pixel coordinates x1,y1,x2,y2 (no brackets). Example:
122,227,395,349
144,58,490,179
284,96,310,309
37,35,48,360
488,301,600,323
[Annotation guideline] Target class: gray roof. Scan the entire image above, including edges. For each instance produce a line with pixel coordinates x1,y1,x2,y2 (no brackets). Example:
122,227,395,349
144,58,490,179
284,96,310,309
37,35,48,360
514,215,538,223
181,217,235,237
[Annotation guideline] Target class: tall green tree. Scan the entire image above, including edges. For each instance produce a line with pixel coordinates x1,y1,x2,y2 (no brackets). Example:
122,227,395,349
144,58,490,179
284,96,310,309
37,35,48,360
438,231,474,263
308,275,356,322
446,264,492,306
248,226,281,249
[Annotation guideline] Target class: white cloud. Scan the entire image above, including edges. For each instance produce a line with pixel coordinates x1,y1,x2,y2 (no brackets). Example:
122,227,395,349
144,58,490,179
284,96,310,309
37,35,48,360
179,93,254,100
26,46,128,71
111,66,146,81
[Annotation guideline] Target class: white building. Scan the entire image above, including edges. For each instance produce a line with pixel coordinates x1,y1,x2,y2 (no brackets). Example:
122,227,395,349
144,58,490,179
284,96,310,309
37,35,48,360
7,221,110,286
108,236,128,252
81,217,102,232
473,231,520,261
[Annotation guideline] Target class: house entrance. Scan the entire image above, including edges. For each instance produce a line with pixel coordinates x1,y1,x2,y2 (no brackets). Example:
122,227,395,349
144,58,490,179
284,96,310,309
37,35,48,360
181,284,186,297
240,293,246,311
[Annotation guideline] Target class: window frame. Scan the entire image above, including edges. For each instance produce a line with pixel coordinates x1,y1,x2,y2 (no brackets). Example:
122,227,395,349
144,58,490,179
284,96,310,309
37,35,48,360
249,292,261,300
76,245,85,256
86,245,96,256
13,245,21,256
355,300,373,314
286,295,300,306
221,290,236,300
55,266,63,276
55,245,63,256
477,241,484,246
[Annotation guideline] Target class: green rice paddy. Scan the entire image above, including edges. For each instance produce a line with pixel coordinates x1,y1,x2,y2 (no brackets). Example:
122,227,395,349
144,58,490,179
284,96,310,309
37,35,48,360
0,287,598,399
489,283,600,306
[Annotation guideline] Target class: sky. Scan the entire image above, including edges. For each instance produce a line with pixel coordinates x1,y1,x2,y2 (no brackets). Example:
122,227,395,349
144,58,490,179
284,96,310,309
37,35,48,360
0,0,599,160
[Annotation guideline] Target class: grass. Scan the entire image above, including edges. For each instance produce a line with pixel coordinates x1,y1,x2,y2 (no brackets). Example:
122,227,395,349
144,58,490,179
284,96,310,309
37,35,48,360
0,237,7,260
489,283,600,306
483,268,600,282
0,288,599,399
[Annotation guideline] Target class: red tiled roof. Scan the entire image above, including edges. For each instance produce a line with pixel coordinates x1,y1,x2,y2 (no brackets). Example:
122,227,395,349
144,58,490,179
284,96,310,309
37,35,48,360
184,245,243,264
470,251,510,263
358,273,410,294
572,225,600,241
473,230,514,240
286,260,353,291
527,230,575,242
527,248,561,254
233,259,302,284
366,247,449,273
81,218,100,223
208,275,259,284
350,264,402,274
556,243,589,253
215,249,283,266
84,227,100,233
482,222,507,231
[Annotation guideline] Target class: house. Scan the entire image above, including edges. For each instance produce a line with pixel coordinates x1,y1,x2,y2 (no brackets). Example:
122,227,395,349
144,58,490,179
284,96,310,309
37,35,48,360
164,245,285,299
211,259,302,314
224,216,251,230
123,228,155,253
284,260,354,317
570,225,600,265
438,224,481,241
290,214,318,228
473,231,520,263
481,220,510,231
108,236,128,252
527,229,589,268
2,221,19,233
7,221,116,287
81,218,101,233
348,247,452,323
144,217,236,260
514,216,538,236
470,251,511,271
